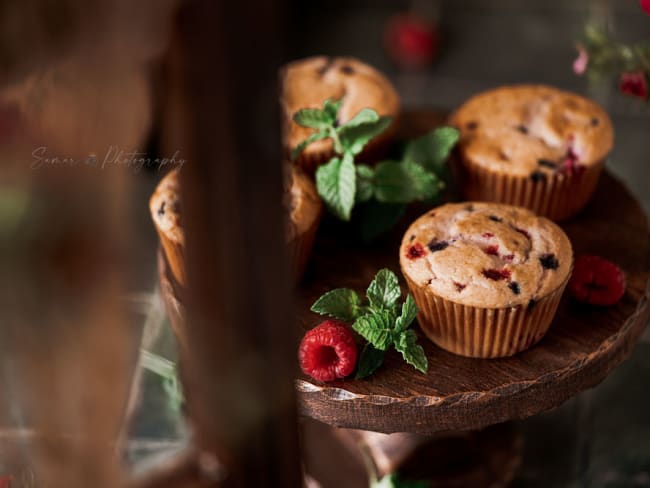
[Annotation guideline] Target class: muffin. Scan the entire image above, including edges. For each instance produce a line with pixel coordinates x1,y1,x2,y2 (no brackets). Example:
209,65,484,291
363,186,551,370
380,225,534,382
280,56,400,174
149,166,322,286
450,85,613,221
399,202,573,358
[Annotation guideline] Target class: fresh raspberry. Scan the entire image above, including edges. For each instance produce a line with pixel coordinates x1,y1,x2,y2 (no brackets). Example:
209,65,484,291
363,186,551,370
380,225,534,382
298,320,358,382
569,255,626,306
407,242,426,260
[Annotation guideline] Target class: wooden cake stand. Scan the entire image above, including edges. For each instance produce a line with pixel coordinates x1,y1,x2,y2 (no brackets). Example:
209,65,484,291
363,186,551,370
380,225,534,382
159,111,650,486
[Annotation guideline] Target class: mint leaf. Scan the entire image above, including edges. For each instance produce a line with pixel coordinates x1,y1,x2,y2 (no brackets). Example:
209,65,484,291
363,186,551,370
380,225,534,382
338,115,392,155
358,202,406,242
403,126,460,173
366,268,401,311
343,107,380,127
291,130,329,161
355,343,386,379
311,288,363,322
323,98,342,121
394,330,428,374
355,164,375,203
315,152,356,221
394,294,418,333
293,107,335,129
352,311,395,351
373,160,440,203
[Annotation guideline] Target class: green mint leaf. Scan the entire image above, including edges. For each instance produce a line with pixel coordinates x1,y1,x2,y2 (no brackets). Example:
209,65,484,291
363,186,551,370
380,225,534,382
366,268,401,312
403,126,460,173
394,294,418,333
373,160,439,203
292,107,335,130
323,98,343,121
342,107,380,127
311,288,362,322
291,130,329,161
358,202,406,242
355,343,386,379
394,330,428,374
352,310,395,351
315,152,356,221
355,164,375,203
338,115,392,155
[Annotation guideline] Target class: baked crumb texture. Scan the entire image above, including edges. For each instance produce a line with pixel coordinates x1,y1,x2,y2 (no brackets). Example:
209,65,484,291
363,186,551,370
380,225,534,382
280,56,400,174
400,202,573,358
450,85,613,221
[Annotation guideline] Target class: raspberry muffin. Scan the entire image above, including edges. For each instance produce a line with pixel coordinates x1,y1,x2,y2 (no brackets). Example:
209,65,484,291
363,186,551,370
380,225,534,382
150,166,322,285
399,202,573,358
450,85,613,221
280,56,400,173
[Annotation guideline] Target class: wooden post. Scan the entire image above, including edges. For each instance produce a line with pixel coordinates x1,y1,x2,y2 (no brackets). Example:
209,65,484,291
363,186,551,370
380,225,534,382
164,0,301,486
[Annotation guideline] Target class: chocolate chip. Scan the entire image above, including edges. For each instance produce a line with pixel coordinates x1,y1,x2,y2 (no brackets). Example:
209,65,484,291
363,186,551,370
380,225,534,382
466,121,478,130
508,281,521,295
426,278,433,285
428,240,449,253
340,64,355,75
539,253,559,270
409,234,416,242
527,298,538,311
488,215,503,223
530,171,547,182
538,159,557,169
516,125,528,134
157,201,166,217
454,281,467,292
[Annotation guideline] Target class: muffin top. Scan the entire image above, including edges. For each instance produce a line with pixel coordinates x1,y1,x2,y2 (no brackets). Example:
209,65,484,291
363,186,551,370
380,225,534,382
280,56,400,156
149,166,321,244
449,85,613,177
400,202,573,308
150,168,183,245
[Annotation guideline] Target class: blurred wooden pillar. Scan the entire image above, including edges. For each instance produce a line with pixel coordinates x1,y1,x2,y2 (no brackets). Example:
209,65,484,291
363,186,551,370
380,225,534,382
164,0,301,486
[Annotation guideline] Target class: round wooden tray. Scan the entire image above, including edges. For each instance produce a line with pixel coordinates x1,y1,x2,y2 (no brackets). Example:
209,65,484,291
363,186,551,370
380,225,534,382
159,111,650,435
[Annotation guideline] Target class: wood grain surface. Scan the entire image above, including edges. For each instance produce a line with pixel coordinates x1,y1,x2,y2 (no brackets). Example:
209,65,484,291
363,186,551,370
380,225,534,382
160,111,650,435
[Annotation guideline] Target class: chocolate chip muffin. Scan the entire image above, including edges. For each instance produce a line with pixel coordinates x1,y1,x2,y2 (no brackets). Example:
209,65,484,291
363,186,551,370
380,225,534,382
280,56,400,173
450,85,613,221
400,202,573,358
150,166,322,286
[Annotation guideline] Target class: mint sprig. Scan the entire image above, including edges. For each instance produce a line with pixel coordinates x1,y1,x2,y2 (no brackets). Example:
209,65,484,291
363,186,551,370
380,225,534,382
292,99,459,234
310,268,428,378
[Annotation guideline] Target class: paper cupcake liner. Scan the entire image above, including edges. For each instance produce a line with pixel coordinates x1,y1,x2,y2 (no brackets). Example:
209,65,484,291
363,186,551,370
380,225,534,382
288,213,321,283
404,275,570,358
458,157,604,221
156,230,186,286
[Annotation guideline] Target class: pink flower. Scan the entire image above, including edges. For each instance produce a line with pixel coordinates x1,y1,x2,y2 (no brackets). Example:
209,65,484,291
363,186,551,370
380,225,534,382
641,0,650,15
573,44,589,75
619,71,648,100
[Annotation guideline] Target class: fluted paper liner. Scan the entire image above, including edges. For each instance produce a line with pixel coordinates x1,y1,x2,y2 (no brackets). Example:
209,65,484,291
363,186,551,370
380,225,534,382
288,213,321,282
458,157,604,221
405,274,570,358
156,231,186,286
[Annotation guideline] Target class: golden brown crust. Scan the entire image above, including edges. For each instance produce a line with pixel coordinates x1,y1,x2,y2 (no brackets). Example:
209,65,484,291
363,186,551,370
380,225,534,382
449,85,613,176
399,202,573,308
280,56,400,161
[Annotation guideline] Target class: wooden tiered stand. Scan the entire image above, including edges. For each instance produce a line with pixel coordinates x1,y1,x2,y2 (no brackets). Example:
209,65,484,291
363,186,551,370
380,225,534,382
159,110,650,486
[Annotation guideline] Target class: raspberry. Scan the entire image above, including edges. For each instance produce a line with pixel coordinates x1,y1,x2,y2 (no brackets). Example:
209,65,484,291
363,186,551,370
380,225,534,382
482,268,511,281
569,255,626,306
407,243,426,260
298,320,358,382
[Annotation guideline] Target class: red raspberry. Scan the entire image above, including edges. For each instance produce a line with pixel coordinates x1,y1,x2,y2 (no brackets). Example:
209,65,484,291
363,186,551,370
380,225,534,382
298,320,358,382
569,255,626,306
